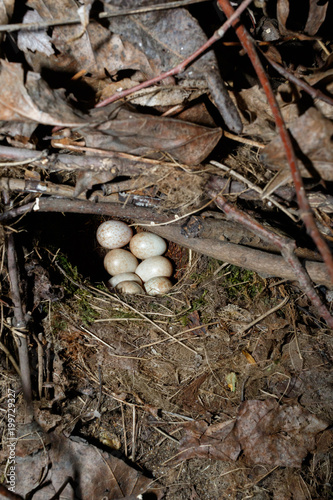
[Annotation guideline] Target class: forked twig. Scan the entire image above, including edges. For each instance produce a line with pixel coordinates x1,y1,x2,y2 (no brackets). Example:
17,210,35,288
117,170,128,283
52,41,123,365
214,195,333,328
217,0,333,284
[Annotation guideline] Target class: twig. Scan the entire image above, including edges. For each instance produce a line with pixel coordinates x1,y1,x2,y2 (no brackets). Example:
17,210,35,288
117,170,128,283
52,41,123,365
264,54,333,107
131,405,137,462
210,160,297,221
0,341,21,375
214,195,333,328
0,198,171,224
238,296,289,335
1,197,330,286
121,403,128,457
6,231,34,420
217,0,333,284
0,0,210,32
0,151,46,167
223,131,265,148
95,0,253,109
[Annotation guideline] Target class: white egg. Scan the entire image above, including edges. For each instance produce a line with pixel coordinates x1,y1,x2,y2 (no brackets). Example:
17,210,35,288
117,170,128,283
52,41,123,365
97,220,132,249
129,232,167,259
144,277,173,296
104,249,138,276
109,273,142,288
135,256,173,282
116,281,144,295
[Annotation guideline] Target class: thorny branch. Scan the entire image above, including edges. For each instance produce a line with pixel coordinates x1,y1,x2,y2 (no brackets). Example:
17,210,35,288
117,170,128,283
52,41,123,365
217,0,333,285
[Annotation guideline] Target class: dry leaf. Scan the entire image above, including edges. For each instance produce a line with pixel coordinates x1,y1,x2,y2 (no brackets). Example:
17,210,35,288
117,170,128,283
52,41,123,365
242,350,256,365
176,419,241,462
261,107,333,181
277,0,328,37
225,372,237,392
0,60,88,126
105,1,242,132
15,429,161,499
85,105,222,165
17,10,54,56
25,0,241,132
176,400,328,467
0,0,14,44
235,400,328,468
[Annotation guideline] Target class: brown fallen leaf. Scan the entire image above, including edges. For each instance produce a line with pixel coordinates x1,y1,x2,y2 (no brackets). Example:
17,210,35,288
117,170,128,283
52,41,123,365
105,1,242,132
85,105,222,165
176,419,241,462
0,0,14,45
25,0,241,132
234,399,328,468
176,399,328,467
175,373,209,414
24,0,156,79
15,429,161,499
261,107,333,195
277,0,329,37
0,60,88,126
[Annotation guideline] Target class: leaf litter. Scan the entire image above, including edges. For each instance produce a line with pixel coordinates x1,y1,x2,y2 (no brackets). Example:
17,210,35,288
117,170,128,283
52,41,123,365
0,0,333,499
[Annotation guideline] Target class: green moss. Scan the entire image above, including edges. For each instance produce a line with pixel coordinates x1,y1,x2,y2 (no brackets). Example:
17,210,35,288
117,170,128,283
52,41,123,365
54,252,98,325
223,265,263,300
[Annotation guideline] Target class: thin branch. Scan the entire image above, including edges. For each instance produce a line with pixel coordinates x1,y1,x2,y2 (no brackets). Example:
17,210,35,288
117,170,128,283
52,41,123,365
0,0,211,33
1,197,330,287
95,0,253,109
210,160,297,221
6,231,34,420
214,195,333,328
217,0,333,284
264,54,333,107
238,296,289,335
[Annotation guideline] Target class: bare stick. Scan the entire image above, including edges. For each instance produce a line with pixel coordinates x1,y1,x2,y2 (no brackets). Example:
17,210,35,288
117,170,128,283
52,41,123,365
214,195,333,328
95,0,253,108
217,0,333,284
6,232,34,420
1,197,331,286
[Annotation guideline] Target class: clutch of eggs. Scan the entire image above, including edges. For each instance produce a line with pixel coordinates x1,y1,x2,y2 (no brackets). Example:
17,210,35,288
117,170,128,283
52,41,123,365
97,220,173,295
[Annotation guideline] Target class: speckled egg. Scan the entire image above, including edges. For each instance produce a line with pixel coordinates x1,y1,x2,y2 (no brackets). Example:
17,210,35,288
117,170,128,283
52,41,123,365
144,277,173,296
104,249,138,276
109,273,142,288
116,281,144,295
135,256,173,282
97,220,133,249
129,232,167,259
